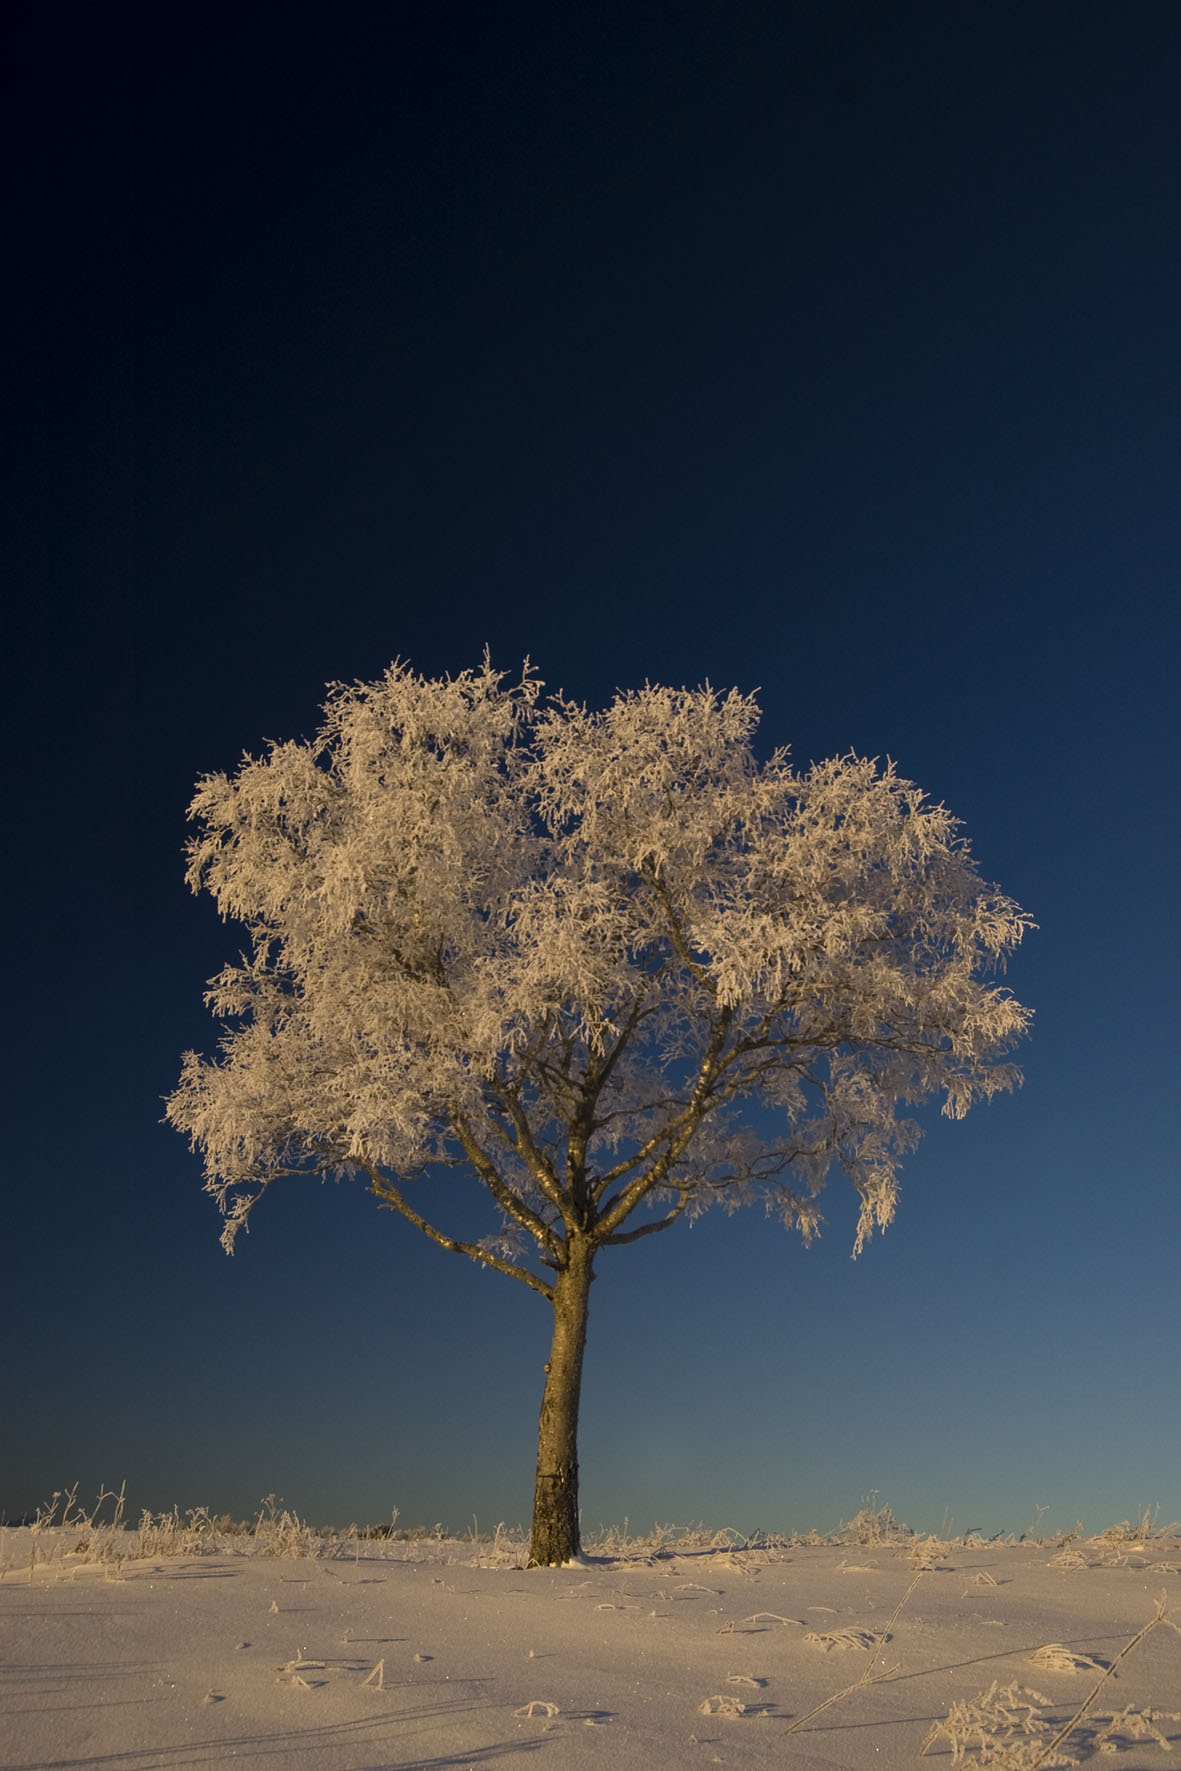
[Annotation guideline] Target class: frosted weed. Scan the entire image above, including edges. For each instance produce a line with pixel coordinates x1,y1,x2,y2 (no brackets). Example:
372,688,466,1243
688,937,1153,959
699,1693,763,1718
840,1492,913,1547
921,1681,1063,1767
1028,1646,1107,1675
805,1626,881,1652
923,1594,1180,1770
910,1535,958,1570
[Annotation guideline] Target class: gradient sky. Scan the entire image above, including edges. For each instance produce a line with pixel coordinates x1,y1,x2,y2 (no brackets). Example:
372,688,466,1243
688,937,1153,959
6,3,1179,1538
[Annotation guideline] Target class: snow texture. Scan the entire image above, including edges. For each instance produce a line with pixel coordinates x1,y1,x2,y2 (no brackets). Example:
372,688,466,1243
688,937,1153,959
2,1529,1177,1771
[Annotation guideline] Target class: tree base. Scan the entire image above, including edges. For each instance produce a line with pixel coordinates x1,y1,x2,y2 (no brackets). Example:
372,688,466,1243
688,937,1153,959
529,1466,580,1566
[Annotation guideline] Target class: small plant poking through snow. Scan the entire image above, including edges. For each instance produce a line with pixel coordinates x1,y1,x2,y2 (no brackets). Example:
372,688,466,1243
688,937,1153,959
16,1483,321,1569
1096,1508,1161,1545
1029,1646,1107,1675
910,1535,955,1569
805,1626,880,1652
840,1493,913,1547
1091,1706,1181,1753
924,1595,1180,1770
698,1694,753,1717
921,1682,1065,1766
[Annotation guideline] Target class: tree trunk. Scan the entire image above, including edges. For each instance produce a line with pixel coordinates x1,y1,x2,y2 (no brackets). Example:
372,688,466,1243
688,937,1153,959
529,1235,594,1565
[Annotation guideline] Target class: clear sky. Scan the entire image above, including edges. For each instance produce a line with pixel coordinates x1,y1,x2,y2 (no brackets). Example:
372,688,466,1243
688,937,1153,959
5,3,1179,1538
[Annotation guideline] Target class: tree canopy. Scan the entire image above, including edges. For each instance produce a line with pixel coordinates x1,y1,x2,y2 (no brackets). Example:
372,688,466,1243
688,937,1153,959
168,659,1031,1560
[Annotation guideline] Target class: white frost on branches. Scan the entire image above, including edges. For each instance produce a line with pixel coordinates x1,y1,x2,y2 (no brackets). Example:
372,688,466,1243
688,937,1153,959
166,659,1031,1289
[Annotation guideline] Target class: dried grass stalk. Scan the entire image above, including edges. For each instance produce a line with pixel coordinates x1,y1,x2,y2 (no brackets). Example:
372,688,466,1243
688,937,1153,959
805,1627,880,1652
1029,1646,1106,1675
785,1570,923,1735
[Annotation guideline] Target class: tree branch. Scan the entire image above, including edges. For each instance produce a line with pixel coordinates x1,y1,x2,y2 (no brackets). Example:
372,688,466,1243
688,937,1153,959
644,866,716,991
591,1097,694,1197
601,1193,690,1245
356,1155,554,1301
449,1110,564,1264
592,1009,734,1237
593,1114,702,1236
490,1086,570,1219
565,997,648,1215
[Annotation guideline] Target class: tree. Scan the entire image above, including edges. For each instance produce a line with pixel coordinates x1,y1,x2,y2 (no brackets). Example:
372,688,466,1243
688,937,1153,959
167,659,1031,1564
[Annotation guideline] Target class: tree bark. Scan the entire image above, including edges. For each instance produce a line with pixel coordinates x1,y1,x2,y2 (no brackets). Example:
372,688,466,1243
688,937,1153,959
529,1235,595,1565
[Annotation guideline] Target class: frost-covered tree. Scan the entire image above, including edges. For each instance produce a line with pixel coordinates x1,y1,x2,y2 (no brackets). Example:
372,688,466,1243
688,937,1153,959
167,660,1031,1564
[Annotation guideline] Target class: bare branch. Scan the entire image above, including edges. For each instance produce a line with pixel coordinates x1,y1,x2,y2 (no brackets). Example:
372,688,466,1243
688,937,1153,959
565,996,649,1211
449,1109,564,1264
356,1155,554,1301
600,1193,690,1246
490,1085,570,1220
592,1009,734,1226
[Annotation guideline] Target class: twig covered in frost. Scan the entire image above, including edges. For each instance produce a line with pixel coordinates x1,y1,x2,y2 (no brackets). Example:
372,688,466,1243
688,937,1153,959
785,1569,923,1735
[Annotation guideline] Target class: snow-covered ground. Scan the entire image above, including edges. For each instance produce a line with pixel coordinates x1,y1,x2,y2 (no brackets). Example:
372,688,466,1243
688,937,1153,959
2,1526,1178,1770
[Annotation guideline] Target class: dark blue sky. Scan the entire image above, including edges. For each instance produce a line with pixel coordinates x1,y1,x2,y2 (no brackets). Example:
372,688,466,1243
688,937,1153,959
5,3,1178,1536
